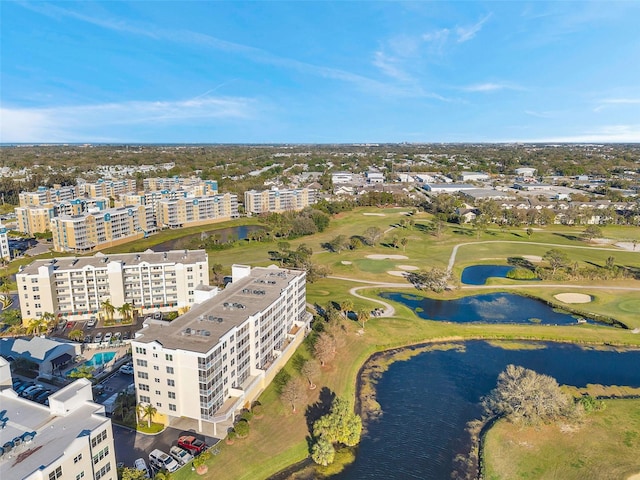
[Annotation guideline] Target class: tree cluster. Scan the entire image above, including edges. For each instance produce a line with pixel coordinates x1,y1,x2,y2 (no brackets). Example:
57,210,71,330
311,397,362,466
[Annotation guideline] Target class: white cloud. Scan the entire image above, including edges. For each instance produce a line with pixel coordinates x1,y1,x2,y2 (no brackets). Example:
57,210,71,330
455,14,492,43
513,124,640,143
462,82,524,93
594,98,640,112
0,96,256,143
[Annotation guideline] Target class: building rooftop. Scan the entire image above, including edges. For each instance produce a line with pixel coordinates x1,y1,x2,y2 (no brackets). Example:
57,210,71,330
134,266,304,353
0,381,110,480
18,249,207,275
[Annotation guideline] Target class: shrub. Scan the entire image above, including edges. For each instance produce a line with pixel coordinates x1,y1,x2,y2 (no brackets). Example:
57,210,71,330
234,420,250,438
506,267,538,280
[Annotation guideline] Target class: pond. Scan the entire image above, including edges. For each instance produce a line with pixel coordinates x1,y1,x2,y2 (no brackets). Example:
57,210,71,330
152,225,265,252
332,341,640,480
379,292,601,326
460,265,515,285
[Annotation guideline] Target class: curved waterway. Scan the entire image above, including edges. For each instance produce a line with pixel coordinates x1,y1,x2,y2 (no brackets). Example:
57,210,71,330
332,341,640,480
460,265,514,285
379,292,601,326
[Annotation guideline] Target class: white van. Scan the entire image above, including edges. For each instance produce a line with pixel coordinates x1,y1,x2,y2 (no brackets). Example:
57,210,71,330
149,449,180,472
134,458,150,478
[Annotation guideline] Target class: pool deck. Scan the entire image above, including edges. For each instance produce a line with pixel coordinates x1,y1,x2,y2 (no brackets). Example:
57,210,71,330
64,345,131,377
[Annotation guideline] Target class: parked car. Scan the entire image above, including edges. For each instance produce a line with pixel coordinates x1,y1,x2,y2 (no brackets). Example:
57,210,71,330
133,458,150,478
87,316,97,328
113,331,122,342
177,435,206,455
34,390,51,403
21,384,43,398
65,321,75,329
169,445,193,466
94,332,103,343
119,364,134,375
84,335,93,343
102,332,112,344
123,331,131,340
26,387,46,400
148,449,180,473
16,382,33,394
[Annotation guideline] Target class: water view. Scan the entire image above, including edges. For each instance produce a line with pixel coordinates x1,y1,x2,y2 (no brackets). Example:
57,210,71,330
333,341,640,480
380,292,599,326
152,225,264,252
460,265,514,285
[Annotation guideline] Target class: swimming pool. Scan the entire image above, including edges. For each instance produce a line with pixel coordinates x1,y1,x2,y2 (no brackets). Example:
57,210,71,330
84,351,116,367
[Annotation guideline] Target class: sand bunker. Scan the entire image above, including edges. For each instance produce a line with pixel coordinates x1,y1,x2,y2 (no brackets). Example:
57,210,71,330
522,255,543,262
341,261,352,265
554,293,592,304
387,271,409,277
397,265,419,271
363,213,386,216
615,242,639,252
367,254,409,260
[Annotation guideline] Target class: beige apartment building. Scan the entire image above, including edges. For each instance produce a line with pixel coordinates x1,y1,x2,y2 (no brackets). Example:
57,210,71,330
156,193,238,229
16,199,110,235
0,223,9,260
0,359,117,480
143,177,218,195
243,187,317,215
16,250,208,322
79,179,137,199
131,265,311,436
18,185,78,207
50,205,156,252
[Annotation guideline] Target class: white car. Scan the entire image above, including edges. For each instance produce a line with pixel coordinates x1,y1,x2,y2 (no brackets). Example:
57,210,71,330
119,364,134,375
149,449,180,473
133,458,150,478
87,317,97,328
169,445,193,465
102,332,112,344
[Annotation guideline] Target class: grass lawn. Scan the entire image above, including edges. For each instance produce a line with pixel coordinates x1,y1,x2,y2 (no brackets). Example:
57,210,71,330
482,398,640,480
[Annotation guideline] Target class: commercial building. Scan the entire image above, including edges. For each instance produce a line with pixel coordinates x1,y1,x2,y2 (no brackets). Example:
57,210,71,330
156,193,238,229
0,358,117,480
422,183,476,193
243,188,317,215
16,250,209,322
50,205,156,252
131,265,311,436
458,171,490,182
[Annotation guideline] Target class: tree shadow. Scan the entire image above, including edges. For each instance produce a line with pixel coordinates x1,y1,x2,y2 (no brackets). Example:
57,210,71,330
452,229,474,237
553,232,581,242
507,257,535,271
304,387,336,435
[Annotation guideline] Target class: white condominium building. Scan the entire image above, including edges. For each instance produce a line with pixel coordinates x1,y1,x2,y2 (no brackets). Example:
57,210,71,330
243,187,317,215
50,205,156,252
0,223,9,260
79,179,137,199
131,265,311,436
16,199,109,236
16,250,209,322
0,358,117,480
143,177,218,195
156,193,238,229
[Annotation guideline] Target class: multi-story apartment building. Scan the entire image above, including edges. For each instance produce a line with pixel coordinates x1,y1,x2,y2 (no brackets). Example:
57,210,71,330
16,250,208,322
50,205,156,252
18,185,78,207
0,223,9,260
156,193,238,229
16,199,109,235
131,265,311,436
79,179,137,199
143,177,218,196
0,358,117,480
243,187,317,215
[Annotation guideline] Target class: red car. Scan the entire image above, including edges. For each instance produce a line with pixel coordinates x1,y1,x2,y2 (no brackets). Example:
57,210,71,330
177,435,206,455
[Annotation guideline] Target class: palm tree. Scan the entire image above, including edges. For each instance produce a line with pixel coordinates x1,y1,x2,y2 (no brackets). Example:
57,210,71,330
117,303,133,323
141,403,157,428
41,312,57,333
26,317,48,336
339,300,353,318
101,299,115,322
400,237,408,252
68,365,95,380
68,328,84,342
356,309,370,331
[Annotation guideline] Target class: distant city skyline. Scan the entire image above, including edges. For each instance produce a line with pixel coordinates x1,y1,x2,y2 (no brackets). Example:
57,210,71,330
1,1,639,144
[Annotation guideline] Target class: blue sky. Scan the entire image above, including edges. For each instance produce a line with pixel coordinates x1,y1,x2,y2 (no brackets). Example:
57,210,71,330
1,1,639,143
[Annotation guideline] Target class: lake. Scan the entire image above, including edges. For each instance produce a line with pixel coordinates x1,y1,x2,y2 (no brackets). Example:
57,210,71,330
332,341,640,480
379,292,600,326
151,225,264,252
460,265,515,285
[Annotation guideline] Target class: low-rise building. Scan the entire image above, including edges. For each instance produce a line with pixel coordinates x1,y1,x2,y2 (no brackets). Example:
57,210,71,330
423,183,476,193
131,265,311,437
0,336,78,376
331,172,353,184
458,171,490,182
365,171,384,184
16,250,209,321
0,358,117,480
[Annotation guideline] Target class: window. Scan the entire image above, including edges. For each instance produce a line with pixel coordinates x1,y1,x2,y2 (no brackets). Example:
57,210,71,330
139,384,149,391
95,463,111,480
169,404,177,411
153,365,159,371
135,347,146,355
153,353,158,358
167,379,175,387
34,295,41,300
156,402,162,407
165,354,173,361
168,391,176,399
76,472,85,480
34,303,42,309
155,390,161,395
166,366,174,374
74,454,83,463
140,395,150,403
32,286,40,292
49,467,63,480
155,378,160,383
93,446,110,465
137,371,148,379
91,429,108,448
136,359,148,367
